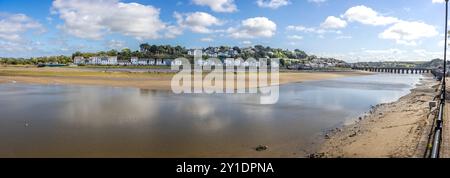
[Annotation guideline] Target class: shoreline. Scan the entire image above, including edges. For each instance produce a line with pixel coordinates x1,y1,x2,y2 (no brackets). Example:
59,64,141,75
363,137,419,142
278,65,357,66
312,74,440,158
0,66,371,90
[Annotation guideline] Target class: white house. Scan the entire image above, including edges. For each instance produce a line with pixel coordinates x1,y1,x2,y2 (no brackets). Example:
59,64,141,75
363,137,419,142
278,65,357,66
99,56,117,65
100,57,109,65
188,49,203,57
195,59,205,66
138,59,149,65
224,59,234,67
131,57,139,65
74,56,177,66
163,59,173,66
88,57,100,65
74,56,85,64
270,61,280,68
234,60,242,67
204,59,222,66
171,60,183,66
248,60,260,67
148,59,156,65
118,60,131,66
156,59,165,65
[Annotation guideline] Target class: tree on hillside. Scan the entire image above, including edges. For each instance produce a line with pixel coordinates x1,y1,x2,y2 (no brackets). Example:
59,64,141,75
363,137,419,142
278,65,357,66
106,49,118,56
119,48,132,60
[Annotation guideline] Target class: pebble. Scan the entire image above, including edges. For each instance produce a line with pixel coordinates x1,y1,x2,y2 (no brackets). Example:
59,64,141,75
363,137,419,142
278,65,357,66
255,145,268,152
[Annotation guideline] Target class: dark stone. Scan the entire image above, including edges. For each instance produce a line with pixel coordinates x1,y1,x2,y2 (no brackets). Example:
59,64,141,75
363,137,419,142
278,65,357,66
255,145,268,152
308,153,325,158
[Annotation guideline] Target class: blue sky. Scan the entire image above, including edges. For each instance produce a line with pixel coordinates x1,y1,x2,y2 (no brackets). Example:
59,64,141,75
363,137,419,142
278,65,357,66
0,0,448,62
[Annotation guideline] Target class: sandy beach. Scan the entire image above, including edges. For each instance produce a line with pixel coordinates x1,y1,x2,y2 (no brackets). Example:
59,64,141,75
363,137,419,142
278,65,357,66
314,75,440,158
0,66,370,90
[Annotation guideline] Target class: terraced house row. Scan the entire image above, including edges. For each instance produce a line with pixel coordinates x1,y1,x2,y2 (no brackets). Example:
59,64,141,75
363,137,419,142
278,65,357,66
73,56,173,66
73,56,280,68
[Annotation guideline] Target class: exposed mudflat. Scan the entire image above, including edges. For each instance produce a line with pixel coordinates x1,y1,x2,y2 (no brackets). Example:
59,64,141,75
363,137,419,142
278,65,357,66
314,75,439,158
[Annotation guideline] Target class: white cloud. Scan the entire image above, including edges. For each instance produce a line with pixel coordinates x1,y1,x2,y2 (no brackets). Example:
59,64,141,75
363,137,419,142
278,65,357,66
287,35,303,40
432,0,445,3
256,0,290,9
321,48,405,62
339,5,439,46
192,0,237,13
0,13,45,55
321,16,347,29
364,48,405,55
51,0,171,40
308,0,327,3
379,21,438,46
164,25,184,39
200,37,214,42
343,5,400,26
336,35,352,40
0,41,35,54
241,40,252,45
228,17,277,39
107,40,126,49
0,13,44,42
174,12,222,34
286,25,342,35
286,25,316,33
438,39,449,47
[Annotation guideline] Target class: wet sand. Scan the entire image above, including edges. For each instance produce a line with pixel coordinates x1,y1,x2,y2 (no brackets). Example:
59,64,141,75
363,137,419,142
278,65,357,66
0,66,370,90
314,75,440,158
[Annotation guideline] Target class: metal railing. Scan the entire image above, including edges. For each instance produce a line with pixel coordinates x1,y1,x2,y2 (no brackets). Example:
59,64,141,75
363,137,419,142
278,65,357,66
430,86,445,158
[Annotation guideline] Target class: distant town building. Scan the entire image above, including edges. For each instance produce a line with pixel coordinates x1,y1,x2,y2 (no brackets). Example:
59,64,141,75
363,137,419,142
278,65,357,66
73,56,118,65
73,56,174,66
131,57,139,65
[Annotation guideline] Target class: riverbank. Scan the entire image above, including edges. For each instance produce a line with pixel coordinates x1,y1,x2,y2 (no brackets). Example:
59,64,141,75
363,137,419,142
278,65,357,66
314,75,439,158
0,66,370,90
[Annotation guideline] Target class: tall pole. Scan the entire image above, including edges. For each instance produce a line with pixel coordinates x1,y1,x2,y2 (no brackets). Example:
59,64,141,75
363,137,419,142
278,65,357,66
445,0,448,91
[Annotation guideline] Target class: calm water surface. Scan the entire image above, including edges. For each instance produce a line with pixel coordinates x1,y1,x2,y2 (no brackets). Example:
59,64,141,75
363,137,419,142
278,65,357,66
0,74,423,157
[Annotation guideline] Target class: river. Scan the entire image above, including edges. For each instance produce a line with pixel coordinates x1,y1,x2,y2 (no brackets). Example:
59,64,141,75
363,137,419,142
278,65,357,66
0,73,423,157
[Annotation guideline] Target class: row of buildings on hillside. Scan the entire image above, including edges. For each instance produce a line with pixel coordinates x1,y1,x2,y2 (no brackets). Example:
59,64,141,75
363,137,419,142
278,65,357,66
285,58,350,70
188,47,241,58
74,56,172,66
73,56,280,67
72,55,344,69
198,58,280,68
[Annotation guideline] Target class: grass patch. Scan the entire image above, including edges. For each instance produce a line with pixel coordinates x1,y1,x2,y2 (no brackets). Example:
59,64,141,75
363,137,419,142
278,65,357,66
0,68,175,78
